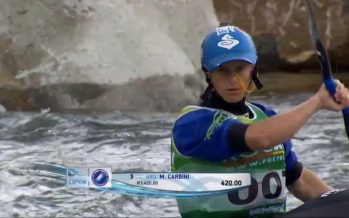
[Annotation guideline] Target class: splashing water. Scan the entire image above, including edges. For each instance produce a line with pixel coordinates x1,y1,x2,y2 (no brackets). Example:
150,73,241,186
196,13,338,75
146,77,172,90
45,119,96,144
0,93,348,217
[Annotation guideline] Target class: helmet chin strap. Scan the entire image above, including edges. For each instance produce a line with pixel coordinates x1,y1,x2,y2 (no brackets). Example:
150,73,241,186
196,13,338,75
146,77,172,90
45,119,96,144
237,64,263,96
251,63,263,90
235,73,255,94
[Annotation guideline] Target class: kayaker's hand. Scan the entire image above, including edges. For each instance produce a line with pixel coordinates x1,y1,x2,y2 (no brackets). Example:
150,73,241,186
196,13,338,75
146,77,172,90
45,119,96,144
314,80,349,112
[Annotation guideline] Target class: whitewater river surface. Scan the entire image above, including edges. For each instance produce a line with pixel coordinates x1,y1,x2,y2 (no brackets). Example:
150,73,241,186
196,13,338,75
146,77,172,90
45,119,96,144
0,92,349,217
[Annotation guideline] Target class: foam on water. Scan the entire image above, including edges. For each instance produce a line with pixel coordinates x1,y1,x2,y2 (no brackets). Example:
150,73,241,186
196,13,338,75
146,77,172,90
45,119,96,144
0,93,349,216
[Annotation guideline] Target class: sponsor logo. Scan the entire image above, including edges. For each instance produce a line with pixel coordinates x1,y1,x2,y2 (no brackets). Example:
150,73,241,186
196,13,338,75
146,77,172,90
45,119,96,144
224,145,284,168
217,34,240,50
321,189,345,198
216,26,236,36
249,203,285,216
89,168,112,188
66,167,89,188
205,111,235,140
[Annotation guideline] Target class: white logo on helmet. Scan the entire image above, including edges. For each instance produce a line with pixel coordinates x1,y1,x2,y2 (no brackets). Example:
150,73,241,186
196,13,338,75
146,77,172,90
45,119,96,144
216,26,236,36
217,34,240,50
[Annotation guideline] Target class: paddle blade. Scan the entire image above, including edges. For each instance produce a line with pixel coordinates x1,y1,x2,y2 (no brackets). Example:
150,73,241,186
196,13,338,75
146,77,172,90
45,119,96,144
305,0,349,139
343,108,349,138
305,0,333,81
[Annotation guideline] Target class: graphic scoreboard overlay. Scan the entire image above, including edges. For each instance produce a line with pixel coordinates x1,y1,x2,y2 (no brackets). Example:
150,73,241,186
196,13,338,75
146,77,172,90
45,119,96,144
66,166,251,197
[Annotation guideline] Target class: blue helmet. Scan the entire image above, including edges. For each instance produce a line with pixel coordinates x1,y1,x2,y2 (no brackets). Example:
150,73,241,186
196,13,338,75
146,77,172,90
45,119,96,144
201,25,258,72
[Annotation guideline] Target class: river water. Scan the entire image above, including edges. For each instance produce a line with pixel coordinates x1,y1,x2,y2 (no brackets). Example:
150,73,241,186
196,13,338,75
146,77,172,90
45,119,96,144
0,92,348,217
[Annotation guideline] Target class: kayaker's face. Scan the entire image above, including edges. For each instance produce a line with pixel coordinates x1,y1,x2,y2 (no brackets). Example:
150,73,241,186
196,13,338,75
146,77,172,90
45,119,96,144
207,61,253,103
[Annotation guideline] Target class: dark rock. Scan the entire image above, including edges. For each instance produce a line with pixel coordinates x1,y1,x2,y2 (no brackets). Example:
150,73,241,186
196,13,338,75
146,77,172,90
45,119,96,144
213,0,349,72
